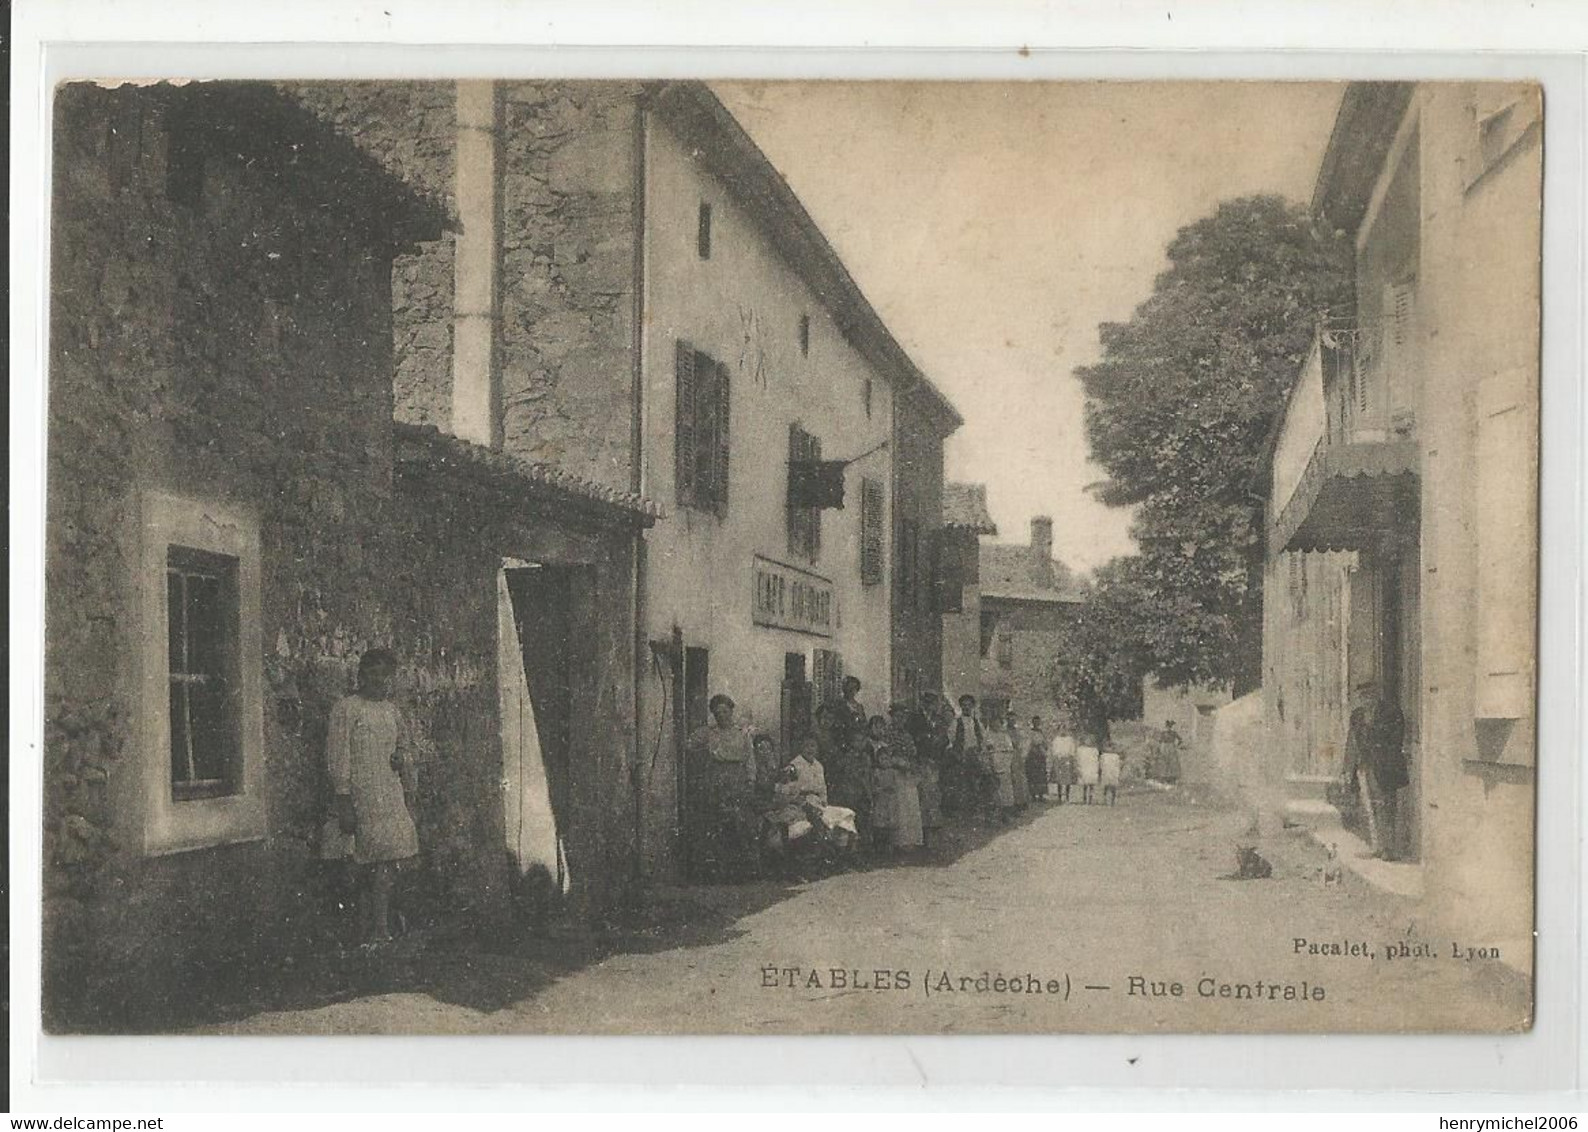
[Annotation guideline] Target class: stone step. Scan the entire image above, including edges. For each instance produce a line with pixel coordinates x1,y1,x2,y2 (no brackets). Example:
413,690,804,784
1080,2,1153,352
1285,797,1343,831
1285,773,1336,802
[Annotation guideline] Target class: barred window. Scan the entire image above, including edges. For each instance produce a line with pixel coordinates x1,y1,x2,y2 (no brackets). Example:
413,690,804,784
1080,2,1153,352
860,478,885,586
675,341,731,515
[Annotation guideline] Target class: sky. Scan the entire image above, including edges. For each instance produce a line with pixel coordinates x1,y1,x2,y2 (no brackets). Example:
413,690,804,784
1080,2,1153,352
716,81,1344,574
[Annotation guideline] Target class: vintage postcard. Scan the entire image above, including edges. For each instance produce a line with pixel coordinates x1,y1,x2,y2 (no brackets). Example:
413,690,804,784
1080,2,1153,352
41,77,1540,1036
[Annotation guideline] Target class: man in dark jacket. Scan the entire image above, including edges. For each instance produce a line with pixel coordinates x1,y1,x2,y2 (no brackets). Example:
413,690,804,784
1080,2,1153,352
1342,686,1408,860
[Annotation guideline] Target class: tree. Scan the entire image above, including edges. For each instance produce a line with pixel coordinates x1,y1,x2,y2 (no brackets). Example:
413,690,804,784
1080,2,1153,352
1075,195,1352,690
1048,557,1154,746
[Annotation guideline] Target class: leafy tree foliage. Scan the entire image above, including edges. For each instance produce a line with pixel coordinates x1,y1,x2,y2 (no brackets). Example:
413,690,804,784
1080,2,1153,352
1074,195,1352,690
1047,557,1154,745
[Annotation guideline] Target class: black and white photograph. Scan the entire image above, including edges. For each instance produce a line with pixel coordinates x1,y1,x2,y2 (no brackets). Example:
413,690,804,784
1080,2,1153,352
36,74,1542,1038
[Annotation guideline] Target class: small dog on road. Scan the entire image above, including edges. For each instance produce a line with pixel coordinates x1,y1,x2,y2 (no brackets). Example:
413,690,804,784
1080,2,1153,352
1320,843,1345,888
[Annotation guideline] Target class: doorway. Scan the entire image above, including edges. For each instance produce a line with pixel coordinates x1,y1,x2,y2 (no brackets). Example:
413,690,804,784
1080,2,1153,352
501,563,584,891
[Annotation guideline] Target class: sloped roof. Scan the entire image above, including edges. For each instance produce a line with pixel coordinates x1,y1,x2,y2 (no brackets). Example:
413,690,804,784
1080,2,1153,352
979,543,1085,605
943,482,998,534
393,423,663,526
647,81,963,436
167,81,450,245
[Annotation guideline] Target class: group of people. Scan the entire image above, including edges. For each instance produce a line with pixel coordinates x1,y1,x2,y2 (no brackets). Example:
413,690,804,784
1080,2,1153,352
684,678,1144,883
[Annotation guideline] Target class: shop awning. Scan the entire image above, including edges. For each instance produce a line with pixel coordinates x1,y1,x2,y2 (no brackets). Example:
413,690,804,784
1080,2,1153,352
1269,438,1418,557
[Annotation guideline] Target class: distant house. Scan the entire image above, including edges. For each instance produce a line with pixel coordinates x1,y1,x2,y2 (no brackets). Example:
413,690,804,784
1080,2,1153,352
939,482,998,703
976,516,1085,728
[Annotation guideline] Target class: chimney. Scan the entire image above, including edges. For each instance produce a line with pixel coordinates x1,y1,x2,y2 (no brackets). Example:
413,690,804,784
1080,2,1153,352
1030,516,1054,583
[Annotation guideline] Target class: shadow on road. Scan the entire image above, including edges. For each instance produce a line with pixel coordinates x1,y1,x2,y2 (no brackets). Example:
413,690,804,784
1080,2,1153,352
155,800,1087,1031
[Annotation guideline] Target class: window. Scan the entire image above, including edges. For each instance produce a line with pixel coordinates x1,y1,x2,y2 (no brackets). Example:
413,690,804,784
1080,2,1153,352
787,424,821,561
813,649,844,709
697,202,713,260
997,623,1015,669
859,478,885,586
167,547,242,800
675,341,731,515
139,491,265,854
863,378,873,419
798,314,810,357
1470,86,1541,184
980,611,998,659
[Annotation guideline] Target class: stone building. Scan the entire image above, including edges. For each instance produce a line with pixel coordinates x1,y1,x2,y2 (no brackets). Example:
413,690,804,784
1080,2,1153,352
976,517,1085,727
42,81,662,1029
939,482,999,703
285,80,959,885
1263,81,1539,971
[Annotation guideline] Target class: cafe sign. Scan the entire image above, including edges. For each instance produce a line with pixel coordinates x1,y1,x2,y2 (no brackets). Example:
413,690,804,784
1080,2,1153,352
752,555,835,637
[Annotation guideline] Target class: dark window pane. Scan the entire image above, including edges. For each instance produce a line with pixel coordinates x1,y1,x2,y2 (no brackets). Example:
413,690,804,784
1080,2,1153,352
188,678,234,784
170,680,192,785
185,572,226,675
167,571,185,674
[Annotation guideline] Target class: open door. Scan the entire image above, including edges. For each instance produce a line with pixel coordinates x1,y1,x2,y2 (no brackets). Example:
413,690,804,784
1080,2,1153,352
499,562,581,894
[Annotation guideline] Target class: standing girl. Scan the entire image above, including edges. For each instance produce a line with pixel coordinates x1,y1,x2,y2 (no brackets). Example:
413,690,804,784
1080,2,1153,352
327,649,419,946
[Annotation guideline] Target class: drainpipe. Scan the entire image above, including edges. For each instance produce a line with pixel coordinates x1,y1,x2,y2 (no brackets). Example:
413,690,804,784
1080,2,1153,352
629,95,650,887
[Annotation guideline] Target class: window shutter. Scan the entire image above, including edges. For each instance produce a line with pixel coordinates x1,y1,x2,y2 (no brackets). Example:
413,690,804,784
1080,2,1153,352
809,433,822,560
860,478,884,585
1475,370,1535,729
675,341,697,506
713,360,731,516
813,649,844,708
788,424,821,560
787,424,802,555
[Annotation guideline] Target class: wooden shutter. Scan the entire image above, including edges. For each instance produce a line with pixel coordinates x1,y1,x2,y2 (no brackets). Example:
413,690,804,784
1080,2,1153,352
675,341,697,507
813,649,844,708
695,351,718,507
1475,370,1535,729
787,424,803,555
787,424,820,559
713,360,731,515
860,478,885,585
808,433,822,560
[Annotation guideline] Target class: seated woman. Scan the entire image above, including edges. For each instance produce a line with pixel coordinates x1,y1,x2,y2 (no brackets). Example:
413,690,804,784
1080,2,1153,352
761,735,858,866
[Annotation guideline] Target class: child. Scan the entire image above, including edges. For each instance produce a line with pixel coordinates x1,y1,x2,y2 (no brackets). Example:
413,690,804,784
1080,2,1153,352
326,648,419,947
1100,749,1122,806
865,715,897,853
1075,740,1101,806
1049,731,1077,804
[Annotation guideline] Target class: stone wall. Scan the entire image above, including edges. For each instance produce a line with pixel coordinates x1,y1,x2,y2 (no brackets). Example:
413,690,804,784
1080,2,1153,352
497,81,642,493
283,81,459,431
42,83,531,1030
979,599,1078,727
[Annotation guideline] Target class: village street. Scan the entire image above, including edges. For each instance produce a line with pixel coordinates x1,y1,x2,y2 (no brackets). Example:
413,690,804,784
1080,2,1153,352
210,788,1528,1036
